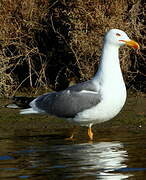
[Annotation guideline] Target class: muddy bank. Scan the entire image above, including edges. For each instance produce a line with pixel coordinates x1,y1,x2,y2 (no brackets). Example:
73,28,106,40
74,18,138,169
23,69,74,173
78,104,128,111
0,96,145,139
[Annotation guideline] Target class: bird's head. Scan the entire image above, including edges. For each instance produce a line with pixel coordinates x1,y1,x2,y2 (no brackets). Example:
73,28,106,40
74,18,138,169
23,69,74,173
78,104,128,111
105,29,140,49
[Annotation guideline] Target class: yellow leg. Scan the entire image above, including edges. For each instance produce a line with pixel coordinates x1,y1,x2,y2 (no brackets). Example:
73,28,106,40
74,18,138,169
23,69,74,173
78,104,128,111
88,126,93,141
65,133,74,140
65,125,77,140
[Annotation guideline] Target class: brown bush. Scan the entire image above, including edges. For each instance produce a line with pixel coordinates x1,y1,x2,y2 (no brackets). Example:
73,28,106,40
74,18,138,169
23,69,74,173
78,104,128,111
0,0,145,96
67,0,145,87
0,0,50,96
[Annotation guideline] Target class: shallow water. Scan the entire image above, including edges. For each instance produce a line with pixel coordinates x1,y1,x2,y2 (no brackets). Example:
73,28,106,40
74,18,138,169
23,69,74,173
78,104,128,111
1,131,146,179
0,96,146,179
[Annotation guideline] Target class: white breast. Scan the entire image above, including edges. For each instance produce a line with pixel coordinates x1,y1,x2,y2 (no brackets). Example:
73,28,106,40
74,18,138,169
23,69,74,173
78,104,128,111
73,80,127,126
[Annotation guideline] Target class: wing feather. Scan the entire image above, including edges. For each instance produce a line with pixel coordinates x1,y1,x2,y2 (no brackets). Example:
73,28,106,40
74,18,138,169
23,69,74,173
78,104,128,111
33,88,101,118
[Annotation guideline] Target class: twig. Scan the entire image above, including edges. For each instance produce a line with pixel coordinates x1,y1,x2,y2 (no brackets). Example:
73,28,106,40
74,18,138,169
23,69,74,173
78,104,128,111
12,73,35,96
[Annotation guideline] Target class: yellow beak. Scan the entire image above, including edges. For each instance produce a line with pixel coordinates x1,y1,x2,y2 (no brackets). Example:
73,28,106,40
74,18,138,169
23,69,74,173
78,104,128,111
120,40,140,49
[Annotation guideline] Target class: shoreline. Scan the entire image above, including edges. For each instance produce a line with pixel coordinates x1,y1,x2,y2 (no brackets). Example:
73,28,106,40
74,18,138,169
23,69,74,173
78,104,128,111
0,96,145,139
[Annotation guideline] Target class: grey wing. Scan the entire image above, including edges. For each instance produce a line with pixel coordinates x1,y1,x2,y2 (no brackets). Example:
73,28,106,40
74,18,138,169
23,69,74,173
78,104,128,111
66,80,97,92
33,89,101,118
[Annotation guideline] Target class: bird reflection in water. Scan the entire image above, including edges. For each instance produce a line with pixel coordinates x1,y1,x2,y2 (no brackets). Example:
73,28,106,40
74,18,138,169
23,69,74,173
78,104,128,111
44,141,132,179
4,140,133,179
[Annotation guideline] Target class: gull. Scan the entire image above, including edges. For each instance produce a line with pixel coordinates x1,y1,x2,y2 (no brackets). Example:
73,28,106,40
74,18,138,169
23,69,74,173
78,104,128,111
20,29,139,140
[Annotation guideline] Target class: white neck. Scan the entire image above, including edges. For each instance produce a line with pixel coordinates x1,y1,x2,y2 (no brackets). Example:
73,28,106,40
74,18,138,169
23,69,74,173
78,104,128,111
93,43,124,86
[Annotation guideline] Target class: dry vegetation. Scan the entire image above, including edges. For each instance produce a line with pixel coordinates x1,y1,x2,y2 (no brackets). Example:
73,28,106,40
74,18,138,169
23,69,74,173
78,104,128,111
0,0,50,96
68,0,145,87
0,0,145,96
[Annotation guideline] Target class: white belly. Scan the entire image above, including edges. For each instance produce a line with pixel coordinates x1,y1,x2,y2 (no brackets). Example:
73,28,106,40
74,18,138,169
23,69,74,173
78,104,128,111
72,83,127,126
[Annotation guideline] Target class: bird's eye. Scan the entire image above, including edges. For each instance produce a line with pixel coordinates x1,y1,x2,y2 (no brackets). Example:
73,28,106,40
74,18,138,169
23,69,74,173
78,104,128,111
116,33,121,36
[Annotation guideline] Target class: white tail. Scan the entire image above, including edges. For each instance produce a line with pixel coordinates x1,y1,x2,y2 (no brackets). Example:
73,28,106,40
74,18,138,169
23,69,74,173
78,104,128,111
20,108,39,114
